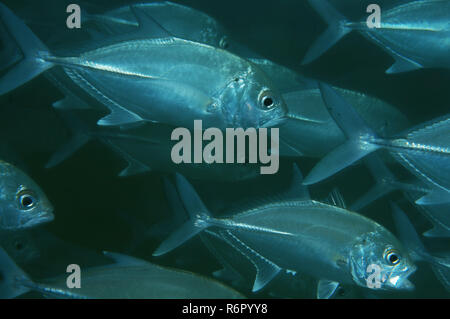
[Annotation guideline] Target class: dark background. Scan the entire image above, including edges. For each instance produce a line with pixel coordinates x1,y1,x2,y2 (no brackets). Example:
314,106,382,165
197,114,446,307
0,0,449,298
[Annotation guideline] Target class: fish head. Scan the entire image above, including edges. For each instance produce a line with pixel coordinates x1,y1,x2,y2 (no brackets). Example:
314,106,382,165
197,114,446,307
349,230,416,291
219,68,287,129
0,161,54,230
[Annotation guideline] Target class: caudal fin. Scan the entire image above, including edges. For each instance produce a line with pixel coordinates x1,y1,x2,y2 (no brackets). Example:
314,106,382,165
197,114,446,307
0,246,32,298
303,83,380,185
152,174,212,257
302,0,351,65
0,3,53,95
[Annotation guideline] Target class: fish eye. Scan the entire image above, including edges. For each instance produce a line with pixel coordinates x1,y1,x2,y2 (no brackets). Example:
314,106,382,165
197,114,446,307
384,249,401,265
259,90,275,110
219,36,229,49
17,190,37,210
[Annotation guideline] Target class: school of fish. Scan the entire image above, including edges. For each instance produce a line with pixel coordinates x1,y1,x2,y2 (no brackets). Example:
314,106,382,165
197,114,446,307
0,0,449,299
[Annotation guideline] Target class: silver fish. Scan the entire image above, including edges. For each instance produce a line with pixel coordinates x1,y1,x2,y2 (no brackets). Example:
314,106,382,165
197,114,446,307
45,110,262,181
153,168,416,296
83,1,231,50
350,155,450,238
0,160,54,230
302,0,450,73
0,3,286,130
0,247,244,299
303,83,450,207
247,59,410,157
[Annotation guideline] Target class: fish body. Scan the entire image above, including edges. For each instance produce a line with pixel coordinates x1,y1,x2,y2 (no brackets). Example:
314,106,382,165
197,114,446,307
280,86,410,157
0,247,244,299
0,3,286,130
303,0,450,73
154,171,416,294
45,110,262,181
83,1,231,50
0,161,54,230
350,155,450,238
246,59,410,157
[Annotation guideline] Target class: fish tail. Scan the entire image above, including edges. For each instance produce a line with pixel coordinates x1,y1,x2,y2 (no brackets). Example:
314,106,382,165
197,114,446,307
303,83,380,185
0,246,33,298
152,173,212,257
45,111,91,169
301,0,351,65
0,3,54,95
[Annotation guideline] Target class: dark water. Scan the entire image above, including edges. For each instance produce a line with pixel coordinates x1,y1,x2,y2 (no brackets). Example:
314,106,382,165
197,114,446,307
0,0,449,298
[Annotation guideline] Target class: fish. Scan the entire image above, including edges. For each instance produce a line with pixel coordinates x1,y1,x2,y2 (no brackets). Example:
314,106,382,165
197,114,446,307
45,110,262,181
0,160,54,230
0,247,245,299
242,59,410,157
0,3,287,130
153,165,416,297
349,155,450,238
199,187,367,299
303,83,450,207
390,202,450,292
82,1,233,51
302,0,450,73
46,58,409,164
350,154,436,211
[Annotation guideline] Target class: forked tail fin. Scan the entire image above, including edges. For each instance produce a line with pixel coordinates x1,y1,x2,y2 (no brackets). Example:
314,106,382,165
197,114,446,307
0,3,53,95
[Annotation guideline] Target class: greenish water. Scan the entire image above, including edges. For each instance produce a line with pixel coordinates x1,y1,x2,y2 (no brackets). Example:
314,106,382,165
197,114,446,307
0,0,449,298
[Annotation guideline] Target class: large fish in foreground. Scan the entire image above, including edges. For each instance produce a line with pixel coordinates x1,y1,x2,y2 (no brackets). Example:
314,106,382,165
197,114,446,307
0,160,54,230
153,168,416,297
303,83,450,206
0,247,244,299
0,3,286,130
302,0,450,73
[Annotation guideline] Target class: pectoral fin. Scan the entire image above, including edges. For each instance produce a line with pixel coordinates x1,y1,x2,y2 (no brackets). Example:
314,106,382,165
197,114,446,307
317,280,340,299
97,108,145,126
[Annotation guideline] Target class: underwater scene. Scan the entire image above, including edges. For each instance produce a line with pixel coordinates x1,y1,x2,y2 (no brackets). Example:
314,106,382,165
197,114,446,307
0,0,449,299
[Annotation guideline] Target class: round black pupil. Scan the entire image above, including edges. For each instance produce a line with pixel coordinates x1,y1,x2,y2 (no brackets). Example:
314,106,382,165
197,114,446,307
389,254,399,264
263,97,273,107
22,196,33,207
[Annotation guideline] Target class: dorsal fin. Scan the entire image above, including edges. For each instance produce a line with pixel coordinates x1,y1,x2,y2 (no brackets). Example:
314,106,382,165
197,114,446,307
129,5,174,38
324,188,346,209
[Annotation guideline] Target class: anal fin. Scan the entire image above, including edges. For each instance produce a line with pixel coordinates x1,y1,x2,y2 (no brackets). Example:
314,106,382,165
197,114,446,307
219,231,281,292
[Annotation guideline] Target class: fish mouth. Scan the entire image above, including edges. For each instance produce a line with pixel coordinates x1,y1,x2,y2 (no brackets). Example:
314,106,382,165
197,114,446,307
261,115,288,128
386,264,417,291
